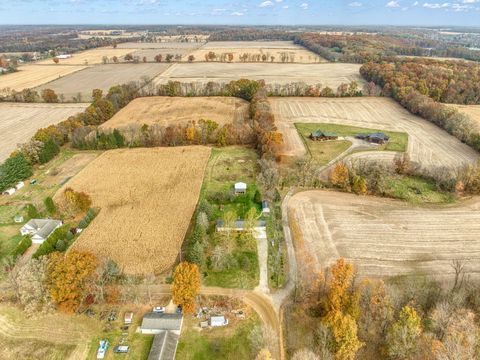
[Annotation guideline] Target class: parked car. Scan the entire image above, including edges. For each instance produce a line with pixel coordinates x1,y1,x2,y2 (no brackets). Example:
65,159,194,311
113,345,129,353
96,339,109,359
176,305,182,314
153,306,165,313
85,309,95,317
108,310,117,321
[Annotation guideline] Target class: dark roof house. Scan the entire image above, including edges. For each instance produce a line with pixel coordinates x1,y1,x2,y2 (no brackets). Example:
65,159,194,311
141,313,183,334
147,331,180,360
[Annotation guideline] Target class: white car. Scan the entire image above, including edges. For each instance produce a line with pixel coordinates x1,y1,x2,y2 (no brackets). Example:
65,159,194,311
153,306,165,313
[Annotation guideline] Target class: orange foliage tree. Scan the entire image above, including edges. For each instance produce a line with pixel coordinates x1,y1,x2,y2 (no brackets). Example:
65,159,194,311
47,250,98,312
172,262,200,314
63,187,92,214
330,163,350,190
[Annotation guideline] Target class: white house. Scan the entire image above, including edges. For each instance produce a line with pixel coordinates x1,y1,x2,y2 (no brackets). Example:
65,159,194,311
3,188,16,196
15,181,25,190
20,219,63,244
234,182,247,194
56,54,72,59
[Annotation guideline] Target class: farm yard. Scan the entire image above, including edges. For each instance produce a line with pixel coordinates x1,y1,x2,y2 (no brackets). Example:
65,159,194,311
63,147,211,275
35,63,171,101
100,96,249,130
36,47,136,65
0,103,89,162
270,97,479,170
0,65,86,92
186,41,325,63
288,190,480,280
152,63,363,88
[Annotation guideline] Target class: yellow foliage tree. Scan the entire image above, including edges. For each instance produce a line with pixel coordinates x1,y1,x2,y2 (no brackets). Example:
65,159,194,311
330,163,350,190
172,262,200,314
330,311,364,360
352,175,367,195
255,348,274,360
386,306,423,359
47,250,97,313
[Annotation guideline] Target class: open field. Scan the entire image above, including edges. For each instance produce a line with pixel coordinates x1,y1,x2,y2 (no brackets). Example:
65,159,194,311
289,190,480,279
0,103,89,162
451,104,480,126
36,47,136,65
100,96,249,130
63,147,211,275
153,63,363,87
0,304,100,360
0,65,86,92
271,97,479,170
117,42,203,50
36,63,171,101
187,41,325,63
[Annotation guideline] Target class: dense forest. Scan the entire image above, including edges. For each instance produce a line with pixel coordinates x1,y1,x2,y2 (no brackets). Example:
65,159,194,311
360,59,480,105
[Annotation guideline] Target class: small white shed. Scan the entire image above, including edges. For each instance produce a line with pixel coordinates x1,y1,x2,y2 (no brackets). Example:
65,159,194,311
234,182,247,194
15,181,25,190
3,188,16,196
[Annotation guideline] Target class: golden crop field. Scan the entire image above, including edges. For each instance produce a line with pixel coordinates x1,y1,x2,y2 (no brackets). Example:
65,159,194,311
0,65,86,92
36,47,136,65
451,104,480,126
63,147,211,275
100,96,249,130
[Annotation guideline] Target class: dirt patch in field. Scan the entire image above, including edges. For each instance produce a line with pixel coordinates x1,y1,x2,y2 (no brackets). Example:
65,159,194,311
100,96,249,130
289,190,480,279
0,65,86,92
43,152,99,187
35,63,170,101
271,97,479,171
61,147,211,275
153,63,363,88
0,103,89,162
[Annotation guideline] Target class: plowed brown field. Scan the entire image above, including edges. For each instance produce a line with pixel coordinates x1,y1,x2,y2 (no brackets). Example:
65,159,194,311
289,190,480,279
271,97,479,170
62,147,211,275
100,96,249,130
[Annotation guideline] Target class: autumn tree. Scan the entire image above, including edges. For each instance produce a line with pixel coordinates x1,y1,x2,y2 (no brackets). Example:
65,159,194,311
41,89,59,103
53,57,59,64
124,53,133,62
188,55,195,63
172,262,200,314
386,306,422,359
47,250,98,313
330,163,350,190
154,54,163,62
62,187,92,216
255,348,274,360
351,175,367,195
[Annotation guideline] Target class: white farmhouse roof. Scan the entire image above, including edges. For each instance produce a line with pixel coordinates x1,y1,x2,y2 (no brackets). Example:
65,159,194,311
234,182,247,190
20,219,62,244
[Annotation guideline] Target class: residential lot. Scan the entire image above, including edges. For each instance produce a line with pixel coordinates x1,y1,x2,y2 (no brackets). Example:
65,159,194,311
271,97,479,170
187,41,325,63
63,147,211,275
36,47,136,65
153,63,363,87
289,190,480,279
100,96,249,130
35,63,171,101
0,103,89,162
0,65,86,92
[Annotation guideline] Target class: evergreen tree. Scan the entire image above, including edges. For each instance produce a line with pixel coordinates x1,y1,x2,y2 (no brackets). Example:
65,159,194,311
0,153,33,192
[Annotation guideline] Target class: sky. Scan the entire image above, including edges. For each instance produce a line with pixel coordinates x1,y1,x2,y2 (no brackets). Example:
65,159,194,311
0,0,480,26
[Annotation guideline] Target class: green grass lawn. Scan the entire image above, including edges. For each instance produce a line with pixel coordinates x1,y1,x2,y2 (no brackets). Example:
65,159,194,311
296,123,408,155
176,317,260,360
385,175,455,204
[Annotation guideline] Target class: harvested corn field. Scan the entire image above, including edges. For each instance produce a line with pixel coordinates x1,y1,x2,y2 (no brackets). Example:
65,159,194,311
271,97,479,170
0,65,86,92
35,63,170,101
289,190,480,280
100,96,249,130
0,103,89,162
63,147,211,275
451,104,480,127
153,63,363,88
187,41,325,63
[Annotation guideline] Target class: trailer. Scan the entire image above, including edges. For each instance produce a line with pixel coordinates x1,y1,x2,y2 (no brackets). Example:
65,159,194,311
124,311,133,325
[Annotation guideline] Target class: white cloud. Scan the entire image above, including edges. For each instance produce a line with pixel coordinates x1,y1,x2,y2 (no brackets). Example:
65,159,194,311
230,11,244,15
283,5,289,8
413,1,419,5
386,0,400,7
300,3,309,9
259,1,274,7
423,2,450,8
349,1,363,6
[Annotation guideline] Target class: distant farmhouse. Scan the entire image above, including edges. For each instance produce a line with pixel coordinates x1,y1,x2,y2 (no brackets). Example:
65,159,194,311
140,313,183,360
309,130,338,141
20,219,63,244
356,132,390,145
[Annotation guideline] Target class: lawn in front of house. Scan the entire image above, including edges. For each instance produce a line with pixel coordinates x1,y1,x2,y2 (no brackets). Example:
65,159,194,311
296,123,408,157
